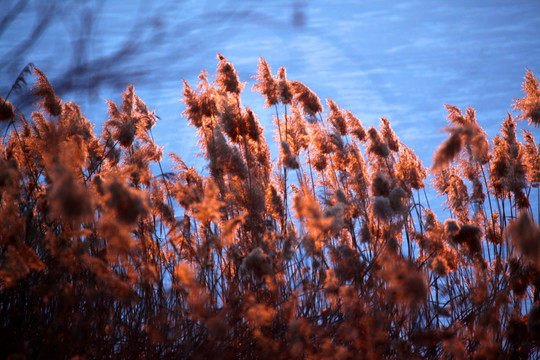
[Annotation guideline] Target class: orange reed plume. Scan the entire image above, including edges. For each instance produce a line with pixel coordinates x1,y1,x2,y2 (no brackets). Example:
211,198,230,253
32,68,62,116
514,69,540,126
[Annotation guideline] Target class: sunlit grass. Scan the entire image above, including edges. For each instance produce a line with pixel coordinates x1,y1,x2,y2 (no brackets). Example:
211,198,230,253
1,58,539,359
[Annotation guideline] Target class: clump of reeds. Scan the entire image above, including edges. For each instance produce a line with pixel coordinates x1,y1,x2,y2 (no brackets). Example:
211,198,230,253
1,59,540,359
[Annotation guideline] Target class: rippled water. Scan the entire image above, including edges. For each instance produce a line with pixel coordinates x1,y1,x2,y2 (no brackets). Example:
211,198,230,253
1,0,539,170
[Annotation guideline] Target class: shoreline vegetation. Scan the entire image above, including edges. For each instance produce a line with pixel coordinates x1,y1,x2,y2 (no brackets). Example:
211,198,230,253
1,55,540,358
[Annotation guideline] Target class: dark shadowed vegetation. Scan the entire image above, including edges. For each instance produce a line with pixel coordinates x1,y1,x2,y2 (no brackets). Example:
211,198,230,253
1,57,540,359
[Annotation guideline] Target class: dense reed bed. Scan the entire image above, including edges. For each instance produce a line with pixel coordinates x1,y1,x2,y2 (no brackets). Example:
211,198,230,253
1,56,540,359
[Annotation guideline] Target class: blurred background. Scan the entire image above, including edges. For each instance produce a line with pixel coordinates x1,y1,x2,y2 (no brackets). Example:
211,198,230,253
1,0,539,172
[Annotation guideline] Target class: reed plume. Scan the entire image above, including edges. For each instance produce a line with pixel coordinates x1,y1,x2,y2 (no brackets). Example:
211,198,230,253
514,69,540,126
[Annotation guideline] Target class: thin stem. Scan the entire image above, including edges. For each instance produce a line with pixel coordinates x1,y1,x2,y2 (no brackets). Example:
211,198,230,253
306,147,316,194
283,105,289,227
150,128,174,209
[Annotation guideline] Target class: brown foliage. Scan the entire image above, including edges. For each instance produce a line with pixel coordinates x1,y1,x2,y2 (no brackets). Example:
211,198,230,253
1,60,540,359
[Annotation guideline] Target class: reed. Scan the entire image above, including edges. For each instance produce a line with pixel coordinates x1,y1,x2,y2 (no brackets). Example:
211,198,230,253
1,58,539,359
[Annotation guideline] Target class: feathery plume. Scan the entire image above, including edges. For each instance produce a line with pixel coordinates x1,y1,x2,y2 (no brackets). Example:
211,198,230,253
461,108,490,164
47,165,94,224
5,62,34,98
326,99,347,136
510,212,540,262
311,147,328,172
328,127,345,156
445,173,470,220
344,110,366,142
311,125,334,155
216,53,244,95
431,256,450,276
106,104,135,148
444,218,461,237
470,176,485,207
469,123,490,165
444,104,466,126
0,97,15,122
490,118,529,207
360,221,372,243
522,130,540,187
389,186,407,215
266,184,284,220
181,80,203,128
276,66,293,105
513,69,540,126
105,176,148,225
241,247,272,280
424,208,439,231
432,127,463,171
252,57,278,107
347,145,370,202
219,96,243,142
366,126,389,158
434,105,489,168
280,141,300,170
324,268,340,294
191,180,224,223
207,130,248,180
373,196,393,220
181,74,219,129
243,107,262,142
290,80,322,117
293,186,333,248
372,171,392,197
490,135,511,197
396,145,427,190
288,104,310,152
380,117,399,152
453,224,482,256
384,260,428,308
501,113,519,157
32,68,62,116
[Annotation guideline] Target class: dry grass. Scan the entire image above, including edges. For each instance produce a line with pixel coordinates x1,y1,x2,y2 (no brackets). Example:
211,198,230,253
1,57,540,359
